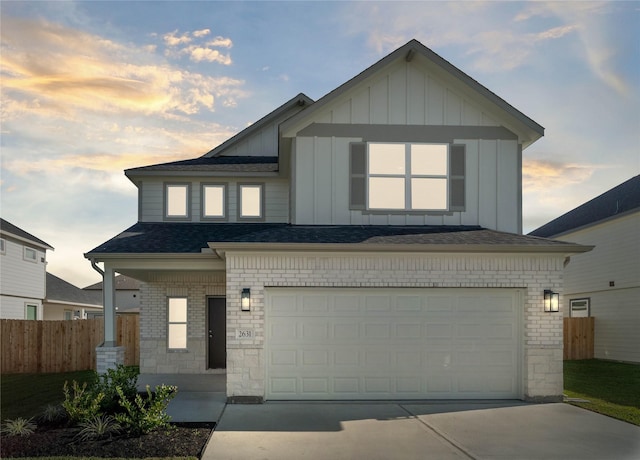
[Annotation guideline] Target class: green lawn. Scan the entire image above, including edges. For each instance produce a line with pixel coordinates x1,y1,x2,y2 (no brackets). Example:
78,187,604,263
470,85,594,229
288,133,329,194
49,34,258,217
1,370,96,421
564,359,640,425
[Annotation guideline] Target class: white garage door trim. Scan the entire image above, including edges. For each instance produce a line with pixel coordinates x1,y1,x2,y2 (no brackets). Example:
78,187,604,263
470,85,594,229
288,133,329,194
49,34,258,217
265,287,523,400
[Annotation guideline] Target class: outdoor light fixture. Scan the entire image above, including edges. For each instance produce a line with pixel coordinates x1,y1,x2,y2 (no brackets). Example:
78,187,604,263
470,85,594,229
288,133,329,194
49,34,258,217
241,288,251,311
544,290,560,313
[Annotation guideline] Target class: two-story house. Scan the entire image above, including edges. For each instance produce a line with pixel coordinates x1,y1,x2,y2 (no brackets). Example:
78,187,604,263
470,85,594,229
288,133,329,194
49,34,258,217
1,218,53,319
86,40,591,402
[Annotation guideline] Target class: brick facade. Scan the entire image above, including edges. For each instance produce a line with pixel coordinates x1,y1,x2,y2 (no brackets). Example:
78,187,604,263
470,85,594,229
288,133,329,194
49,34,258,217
138,252,565,401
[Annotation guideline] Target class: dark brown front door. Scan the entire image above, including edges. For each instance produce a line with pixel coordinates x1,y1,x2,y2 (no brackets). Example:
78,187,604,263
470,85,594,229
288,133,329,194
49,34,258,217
207,297,226,369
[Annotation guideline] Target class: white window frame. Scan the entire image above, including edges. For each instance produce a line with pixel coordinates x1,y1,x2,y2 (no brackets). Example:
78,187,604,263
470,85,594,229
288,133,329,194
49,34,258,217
164,183,191,220
366,142,450,211
238,183,265,220
24,246,37,263
201,183,227,220
167,297,188,350
25,304,38,320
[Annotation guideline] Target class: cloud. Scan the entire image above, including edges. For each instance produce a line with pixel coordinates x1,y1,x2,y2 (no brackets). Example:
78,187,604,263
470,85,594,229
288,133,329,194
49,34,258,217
163,29,192,46
0,19,246,120
193,29,211,38
522,158,599,193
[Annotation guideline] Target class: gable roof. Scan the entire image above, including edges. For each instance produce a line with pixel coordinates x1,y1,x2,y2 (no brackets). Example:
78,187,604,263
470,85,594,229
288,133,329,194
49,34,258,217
529,175,640,238
0,218,53,250
281,39,544,147
86,222,589,256
125,156,278,176
46,273,102,307
203,93,313,158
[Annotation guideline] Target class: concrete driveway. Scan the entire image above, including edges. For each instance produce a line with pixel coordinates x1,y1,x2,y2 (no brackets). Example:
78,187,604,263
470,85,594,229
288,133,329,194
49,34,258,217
202,401,640,460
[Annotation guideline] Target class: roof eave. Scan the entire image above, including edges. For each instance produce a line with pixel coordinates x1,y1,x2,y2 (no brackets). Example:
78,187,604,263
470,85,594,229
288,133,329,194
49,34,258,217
125,170,280,179
281,40,544,144
208,241,593,255
0,231,54,250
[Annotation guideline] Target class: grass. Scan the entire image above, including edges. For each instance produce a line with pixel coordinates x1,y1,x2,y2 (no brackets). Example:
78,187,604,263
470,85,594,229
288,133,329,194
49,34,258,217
1,370,96,421
564,359,640,425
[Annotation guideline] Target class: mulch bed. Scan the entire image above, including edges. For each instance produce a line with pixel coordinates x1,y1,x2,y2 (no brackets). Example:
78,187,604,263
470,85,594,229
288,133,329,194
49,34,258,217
0,422,215,458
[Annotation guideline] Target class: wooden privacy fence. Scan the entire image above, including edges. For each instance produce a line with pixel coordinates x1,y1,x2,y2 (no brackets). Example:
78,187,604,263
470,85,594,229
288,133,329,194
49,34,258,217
1,316,139,374
563,317,595,360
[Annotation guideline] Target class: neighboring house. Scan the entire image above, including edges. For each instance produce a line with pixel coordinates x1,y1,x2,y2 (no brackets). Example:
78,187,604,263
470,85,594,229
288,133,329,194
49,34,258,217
0,218,53,320
43,272,103,320
84,275,141,314
530,175,640,363
86,40,591,402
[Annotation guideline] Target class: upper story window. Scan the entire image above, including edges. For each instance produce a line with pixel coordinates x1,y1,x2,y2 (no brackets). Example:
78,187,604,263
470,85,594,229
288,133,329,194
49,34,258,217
24,246,37,262
0,238,5,254
164,183,191,220
201,184,227,220
350,142,465,212
238,183,264,220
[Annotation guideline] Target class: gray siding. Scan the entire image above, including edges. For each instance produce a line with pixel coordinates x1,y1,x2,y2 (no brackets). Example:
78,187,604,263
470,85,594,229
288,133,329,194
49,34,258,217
561,211,640,362
139,178,289,223
293,136,520,232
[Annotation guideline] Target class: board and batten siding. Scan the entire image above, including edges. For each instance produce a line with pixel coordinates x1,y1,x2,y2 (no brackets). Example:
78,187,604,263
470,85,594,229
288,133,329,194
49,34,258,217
305,60,502,127
139,178,289,223
560,211,640,363
292,136,520,232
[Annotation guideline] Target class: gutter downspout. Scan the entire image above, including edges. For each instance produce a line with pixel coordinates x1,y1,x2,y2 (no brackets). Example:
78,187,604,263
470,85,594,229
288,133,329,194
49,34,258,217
90,259,117,348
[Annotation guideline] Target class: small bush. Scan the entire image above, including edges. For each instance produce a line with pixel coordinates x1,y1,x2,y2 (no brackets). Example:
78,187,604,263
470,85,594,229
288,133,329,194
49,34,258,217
95,365,139,414
38,404,67,425
62,380,104,423
76,414,122,441
115,384,177,435
1,417,36,436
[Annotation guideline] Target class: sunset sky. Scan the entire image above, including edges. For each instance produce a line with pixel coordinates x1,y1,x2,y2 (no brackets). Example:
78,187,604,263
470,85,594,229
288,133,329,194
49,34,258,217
1,1,638,288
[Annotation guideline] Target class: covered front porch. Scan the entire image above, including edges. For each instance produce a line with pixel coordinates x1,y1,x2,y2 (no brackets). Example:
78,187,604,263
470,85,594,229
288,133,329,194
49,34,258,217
88,251,228,378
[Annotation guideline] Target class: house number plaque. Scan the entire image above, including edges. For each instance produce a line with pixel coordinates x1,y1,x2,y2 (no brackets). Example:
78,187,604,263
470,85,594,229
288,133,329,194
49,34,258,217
236,329,254,339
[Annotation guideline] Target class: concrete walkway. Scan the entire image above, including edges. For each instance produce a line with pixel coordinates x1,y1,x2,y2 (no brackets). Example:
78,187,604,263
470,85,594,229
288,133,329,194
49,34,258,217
203,401,640,460
138,373,226,423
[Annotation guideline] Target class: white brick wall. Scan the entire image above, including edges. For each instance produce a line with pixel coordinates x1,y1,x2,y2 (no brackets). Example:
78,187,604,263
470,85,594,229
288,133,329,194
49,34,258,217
139,272,225,374
137,252,565,401
225,252,565,401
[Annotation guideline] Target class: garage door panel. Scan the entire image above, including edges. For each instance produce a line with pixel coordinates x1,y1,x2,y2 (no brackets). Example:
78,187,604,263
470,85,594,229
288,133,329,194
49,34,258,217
267,288,521,400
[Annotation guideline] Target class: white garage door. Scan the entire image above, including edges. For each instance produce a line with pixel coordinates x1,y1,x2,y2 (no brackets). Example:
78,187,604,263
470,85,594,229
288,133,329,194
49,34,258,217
266,288,522,400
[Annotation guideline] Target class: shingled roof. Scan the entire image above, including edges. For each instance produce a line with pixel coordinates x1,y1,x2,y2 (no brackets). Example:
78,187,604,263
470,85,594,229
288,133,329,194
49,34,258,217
530,175,640,238
46,273,102,307
86,222,587,256
0,218,53,249
125,156,278,175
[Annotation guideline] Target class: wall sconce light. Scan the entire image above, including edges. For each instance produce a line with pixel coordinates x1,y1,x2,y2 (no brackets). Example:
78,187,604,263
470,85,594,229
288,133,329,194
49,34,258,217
241,288,251,311
544,290,559,313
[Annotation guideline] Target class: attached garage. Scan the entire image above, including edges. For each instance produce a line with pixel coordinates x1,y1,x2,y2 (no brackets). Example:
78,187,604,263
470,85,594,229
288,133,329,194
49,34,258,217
265,287,523,400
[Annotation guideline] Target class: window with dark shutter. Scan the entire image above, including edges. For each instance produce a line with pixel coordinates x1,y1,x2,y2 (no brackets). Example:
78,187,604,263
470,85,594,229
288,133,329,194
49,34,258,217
449,144,465,211
349,142,366,210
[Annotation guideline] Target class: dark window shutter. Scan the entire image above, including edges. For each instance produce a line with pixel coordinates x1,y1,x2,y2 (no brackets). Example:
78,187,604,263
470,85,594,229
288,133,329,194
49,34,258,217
350,142,366,210
449,144,465,211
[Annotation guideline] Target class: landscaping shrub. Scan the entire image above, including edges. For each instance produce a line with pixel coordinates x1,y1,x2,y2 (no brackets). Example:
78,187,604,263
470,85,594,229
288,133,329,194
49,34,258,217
95,364,139,414
1,417,36,436
62,380,104,423
76,414,122,441
115,384,177,435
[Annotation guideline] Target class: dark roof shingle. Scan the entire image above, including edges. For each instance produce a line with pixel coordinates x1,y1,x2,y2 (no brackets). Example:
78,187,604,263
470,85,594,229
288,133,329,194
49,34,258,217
87,223,582,255
0,218,53,249
126,156,278,174
46,273,102,306
529,175,640,238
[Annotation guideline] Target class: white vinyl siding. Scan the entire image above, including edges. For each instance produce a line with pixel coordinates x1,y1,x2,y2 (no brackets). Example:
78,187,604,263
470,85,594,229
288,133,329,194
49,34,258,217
0,238,46,303
559,211,640,362
139,179,289,223
266,288,522,400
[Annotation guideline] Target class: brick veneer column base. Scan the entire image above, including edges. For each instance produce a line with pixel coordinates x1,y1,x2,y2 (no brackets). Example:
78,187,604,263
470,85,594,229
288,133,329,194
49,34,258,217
96,345,125,374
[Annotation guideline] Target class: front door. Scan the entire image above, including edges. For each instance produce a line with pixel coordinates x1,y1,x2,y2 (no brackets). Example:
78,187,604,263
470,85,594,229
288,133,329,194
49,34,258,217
207,297,226,369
